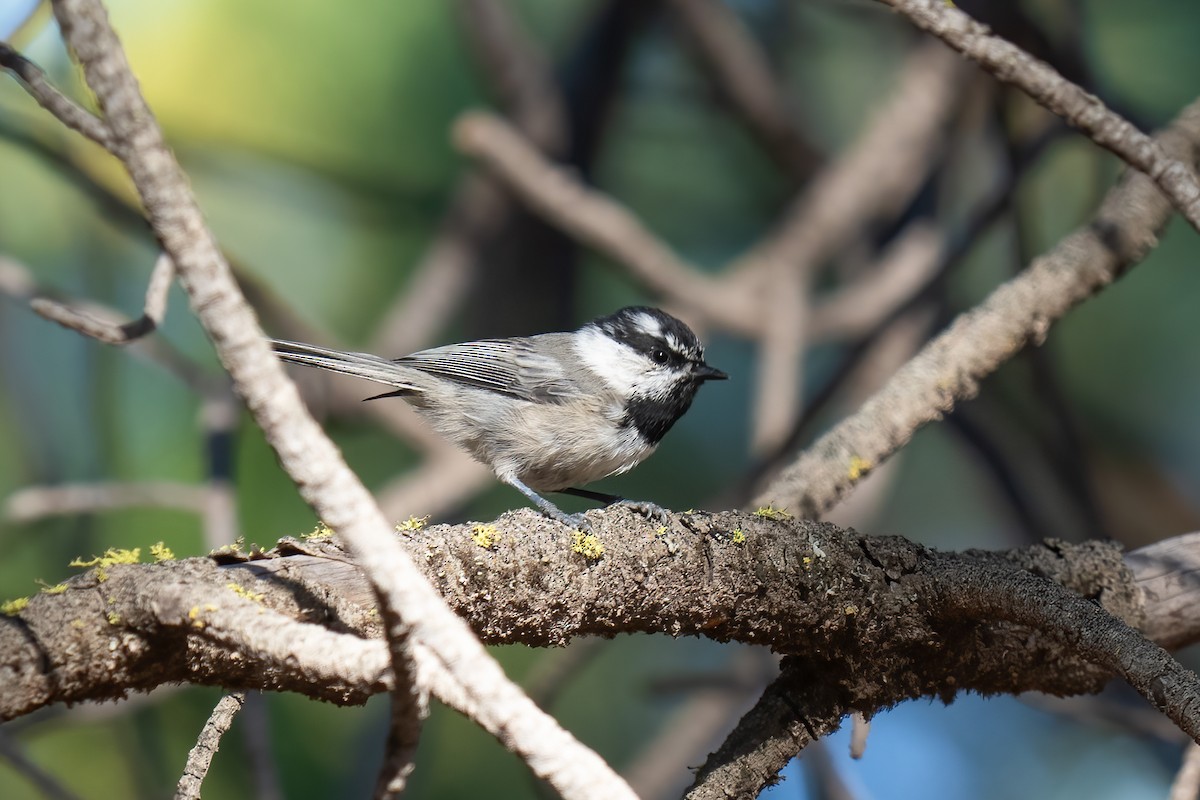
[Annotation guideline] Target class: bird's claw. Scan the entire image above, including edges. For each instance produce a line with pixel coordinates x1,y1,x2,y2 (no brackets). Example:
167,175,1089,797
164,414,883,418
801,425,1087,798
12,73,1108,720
613,500,673,527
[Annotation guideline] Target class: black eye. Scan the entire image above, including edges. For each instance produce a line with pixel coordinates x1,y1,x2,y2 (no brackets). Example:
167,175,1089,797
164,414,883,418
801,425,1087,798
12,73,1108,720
651,348,670,365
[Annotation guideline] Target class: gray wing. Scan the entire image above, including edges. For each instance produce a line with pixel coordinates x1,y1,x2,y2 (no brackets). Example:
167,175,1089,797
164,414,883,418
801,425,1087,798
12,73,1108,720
396,335,579,402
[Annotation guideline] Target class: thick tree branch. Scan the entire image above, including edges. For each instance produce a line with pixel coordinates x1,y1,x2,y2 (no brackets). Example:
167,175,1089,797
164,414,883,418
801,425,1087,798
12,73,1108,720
5,512,1196,720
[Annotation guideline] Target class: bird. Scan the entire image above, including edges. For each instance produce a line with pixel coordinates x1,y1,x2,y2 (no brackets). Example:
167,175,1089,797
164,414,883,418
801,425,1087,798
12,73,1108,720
271,306,727,529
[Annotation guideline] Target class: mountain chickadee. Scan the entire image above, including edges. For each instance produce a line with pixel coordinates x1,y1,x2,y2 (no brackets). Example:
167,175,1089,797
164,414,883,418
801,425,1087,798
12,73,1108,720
271,306,727,529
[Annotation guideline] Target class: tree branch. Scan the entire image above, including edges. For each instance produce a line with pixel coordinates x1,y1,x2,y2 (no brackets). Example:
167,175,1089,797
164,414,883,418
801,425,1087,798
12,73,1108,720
877,0,1200,233
756,96,1200,517
0,41,113,147
174,693,245,800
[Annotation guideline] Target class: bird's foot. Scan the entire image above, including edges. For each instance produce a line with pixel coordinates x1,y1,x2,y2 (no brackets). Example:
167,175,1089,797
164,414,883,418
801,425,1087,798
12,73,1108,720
611,499,673,527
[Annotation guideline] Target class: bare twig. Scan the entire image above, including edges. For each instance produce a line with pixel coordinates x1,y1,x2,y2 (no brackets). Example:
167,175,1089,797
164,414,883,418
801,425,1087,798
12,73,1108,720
876,0,1200,233
0,40,112,146
174,693,245,800
29,252,175,344
46,2,635,796
5,480,210,522
807,223,944,342
452,110,758,336
756,97,1200,516
727,40,967,281
666,0,819,178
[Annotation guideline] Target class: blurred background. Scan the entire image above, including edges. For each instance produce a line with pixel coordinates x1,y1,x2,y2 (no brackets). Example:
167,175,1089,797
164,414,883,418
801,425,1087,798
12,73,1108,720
1,0,1199,798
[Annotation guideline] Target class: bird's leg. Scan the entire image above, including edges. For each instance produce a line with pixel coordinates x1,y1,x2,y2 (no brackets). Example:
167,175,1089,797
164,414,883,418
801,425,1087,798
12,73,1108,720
558,487,673,527
504,476,590,531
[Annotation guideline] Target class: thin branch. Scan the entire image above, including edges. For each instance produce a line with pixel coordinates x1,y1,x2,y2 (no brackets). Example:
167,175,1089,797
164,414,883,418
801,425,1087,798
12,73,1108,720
876,0,1200,233
726,40,966,281
666,0,819,178
452,110,758,336
174,693,245,800
807,223,944,342
47,2,635,797
755,97,1200,516
5,480,211,522
0,40,112,146
29,252,175,344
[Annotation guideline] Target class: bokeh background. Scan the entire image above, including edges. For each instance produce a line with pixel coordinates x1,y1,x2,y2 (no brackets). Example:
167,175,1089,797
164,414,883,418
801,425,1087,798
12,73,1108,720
2,1,1199,798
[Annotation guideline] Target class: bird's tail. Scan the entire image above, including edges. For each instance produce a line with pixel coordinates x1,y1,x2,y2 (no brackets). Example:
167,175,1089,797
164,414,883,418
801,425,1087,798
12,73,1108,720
270,339,418,392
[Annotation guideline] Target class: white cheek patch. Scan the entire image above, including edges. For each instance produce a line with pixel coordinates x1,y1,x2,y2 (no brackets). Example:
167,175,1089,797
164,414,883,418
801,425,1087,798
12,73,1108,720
574,326,688,400
574,327,646,394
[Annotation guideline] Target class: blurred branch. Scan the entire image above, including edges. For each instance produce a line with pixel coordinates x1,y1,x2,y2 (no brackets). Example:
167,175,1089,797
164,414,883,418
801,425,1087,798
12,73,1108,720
877,0,1200,233
727,40,966,282
238,694,283,800
453,110,759,335
5,480,210,521
30,252,174,344
666,0,819,178
174,693,245,800
756,97,1200,517
0,41,112,146
454,0,565,153
623,648,773,800
0,254,218,395
0,726,81,800
1171,744,1200,800
370,0,568,357
807,223,943,341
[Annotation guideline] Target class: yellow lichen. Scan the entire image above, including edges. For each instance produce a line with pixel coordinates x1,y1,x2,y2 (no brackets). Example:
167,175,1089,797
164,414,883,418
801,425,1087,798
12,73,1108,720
38,581,69,595
150,542,175,562
395,515,430,532
208,539,246,556
844,605,859,616
1,597,29,616
106,611,121,625
654,525,669,537
70,547,141,569
471,523,500,550
226,582,265,603
731,528,746,545
753,505,792,520
303,522,335,541
571,531,605,559
847,456,872,481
